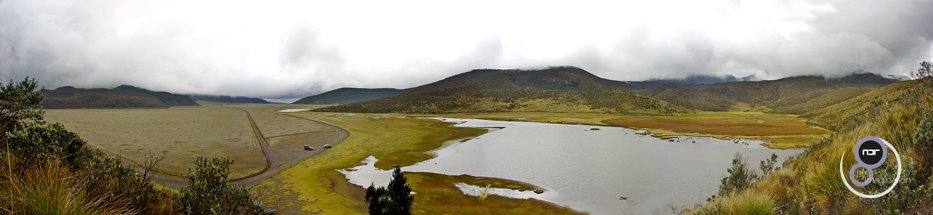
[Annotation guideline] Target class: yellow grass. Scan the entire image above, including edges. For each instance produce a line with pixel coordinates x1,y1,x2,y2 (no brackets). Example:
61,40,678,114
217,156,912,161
438,111,830,148
602,112,828,136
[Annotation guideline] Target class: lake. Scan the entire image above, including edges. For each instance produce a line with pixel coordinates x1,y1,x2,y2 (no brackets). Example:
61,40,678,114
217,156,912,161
341,118,802,214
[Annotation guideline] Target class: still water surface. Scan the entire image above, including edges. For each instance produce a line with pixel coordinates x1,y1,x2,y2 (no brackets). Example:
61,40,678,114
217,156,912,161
341,118,801,214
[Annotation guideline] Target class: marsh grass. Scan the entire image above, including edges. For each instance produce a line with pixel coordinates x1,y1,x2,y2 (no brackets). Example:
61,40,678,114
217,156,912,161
717,192,776,215
442,111,829,149
1,160,134,214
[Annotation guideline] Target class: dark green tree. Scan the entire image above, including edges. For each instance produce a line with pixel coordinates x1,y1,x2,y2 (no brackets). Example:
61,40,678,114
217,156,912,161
0,77,44,132
365,184,388,215
365,166,413,215
387,166,413,214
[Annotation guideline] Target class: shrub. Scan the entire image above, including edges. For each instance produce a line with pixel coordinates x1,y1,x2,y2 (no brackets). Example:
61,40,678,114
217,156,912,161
79,149,174,213
4,122,85,168
759,153,778,175
719,153,758,195
175,157,272,215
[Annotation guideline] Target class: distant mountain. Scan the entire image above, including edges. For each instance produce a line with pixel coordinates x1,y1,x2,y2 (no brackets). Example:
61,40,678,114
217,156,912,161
621,74,757,95
293,88,405,105
41,85,199,109
189,94,270,104
646,72,898,112
316,66,686,114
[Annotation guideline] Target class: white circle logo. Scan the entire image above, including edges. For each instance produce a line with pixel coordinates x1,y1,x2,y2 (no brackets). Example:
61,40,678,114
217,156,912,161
838,136,901,198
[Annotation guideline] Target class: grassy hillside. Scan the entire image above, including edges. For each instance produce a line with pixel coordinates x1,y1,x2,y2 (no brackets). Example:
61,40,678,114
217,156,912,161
189,94,270,104
648,73,897,112
620,74,756,95
689,80,933,214
41,85,198,108
293,88,405,104
316,66,686,114
803,80,923,130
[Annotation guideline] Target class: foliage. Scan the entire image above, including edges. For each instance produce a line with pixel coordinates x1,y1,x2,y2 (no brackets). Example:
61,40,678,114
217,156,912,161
759,153,778,175
4,122,85,168
912,61,933,86
175,157,272,215
0,77,44,131
718,153,759,195
913,112,933,186
365,166,413,215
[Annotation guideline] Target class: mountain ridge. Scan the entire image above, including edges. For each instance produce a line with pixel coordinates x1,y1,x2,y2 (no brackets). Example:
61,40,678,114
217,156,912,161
646,72,898,112
293,88,406,105
41,85,199,109
188,94,270,104
316,66,686,114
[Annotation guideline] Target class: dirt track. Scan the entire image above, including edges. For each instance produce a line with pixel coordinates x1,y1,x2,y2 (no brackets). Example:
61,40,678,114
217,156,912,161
117,109,348,189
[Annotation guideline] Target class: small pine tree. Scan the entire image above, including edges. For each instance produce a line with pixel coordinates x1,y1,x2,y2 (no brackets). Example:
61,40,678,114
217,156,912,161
365,166,413,215
388,166,413,214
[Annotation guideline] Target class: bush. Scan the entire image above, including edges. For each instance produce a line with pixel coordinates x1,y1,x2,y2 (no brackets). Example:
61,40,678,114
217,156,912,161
719,153,758,195
4,122,85,168
79,150,174,213
175,157,272,215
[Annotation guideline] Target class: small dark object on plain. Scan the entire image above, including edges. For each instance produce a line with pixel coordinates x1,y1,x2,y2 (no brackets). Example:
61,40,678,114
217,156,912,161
324,144,332,149
303,145,314,151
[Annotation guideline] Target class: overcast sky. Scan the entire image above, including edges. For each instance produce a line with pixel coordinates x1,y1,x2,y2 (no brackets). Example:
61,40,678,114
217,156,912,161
2,0,932,99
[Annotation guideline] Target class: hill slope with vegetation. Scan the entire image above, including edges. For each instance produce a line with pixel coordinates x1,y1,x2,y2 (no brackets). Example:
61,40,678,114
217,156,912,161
689,63,933,214
41,85,198,108
293,88,405,105
316,66,686,114
189,94,270,104
647,73,897,112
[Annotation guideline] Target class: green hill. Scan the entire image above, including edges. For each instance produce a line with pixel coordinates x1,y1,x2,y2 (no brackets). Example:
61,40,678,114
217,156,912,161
189,94,270,104
292,88,405,104
644,73,897,112
41,85,199,109
316,66,686,114
690,79,933,214
803,80,923,130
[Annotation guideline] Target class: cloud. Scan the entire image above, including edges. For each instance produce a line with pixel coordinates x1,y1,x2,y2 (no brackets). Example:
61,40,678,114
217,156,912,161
1,0,931,99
